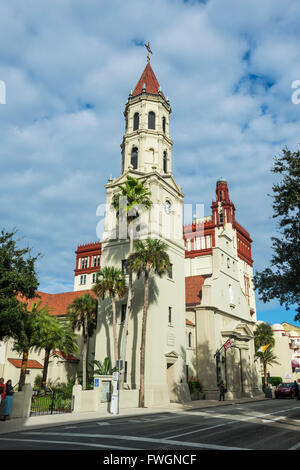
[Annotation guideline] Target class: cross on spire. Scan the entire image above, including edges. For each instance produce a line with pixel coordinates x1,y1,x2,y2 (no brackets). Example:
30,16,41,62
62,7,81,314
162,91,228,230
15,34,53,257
145,42,152,63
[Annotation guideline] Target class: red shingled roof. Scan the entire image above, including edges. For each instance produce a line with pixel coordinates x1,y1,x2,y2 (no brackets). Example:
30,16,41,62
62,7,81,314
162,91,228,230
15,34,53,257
185,275,211,306
132,63,166,99
8,358,43,369
17,290,97,317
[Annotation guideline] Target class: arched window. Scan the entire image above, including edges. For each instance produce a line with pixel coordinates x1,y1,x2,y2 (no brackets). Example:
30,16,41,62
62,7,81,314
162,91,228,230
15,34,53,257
188,332,192,348
131,147,138,169
133,112,139,131
148,111,155,130
163,151,167,173
162,116,166,133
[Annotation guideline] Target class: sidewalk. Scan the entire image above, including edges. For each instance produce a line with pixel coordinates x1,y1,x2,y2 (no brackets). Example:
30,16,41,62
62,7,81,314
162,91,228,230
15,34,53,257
0,395,267,436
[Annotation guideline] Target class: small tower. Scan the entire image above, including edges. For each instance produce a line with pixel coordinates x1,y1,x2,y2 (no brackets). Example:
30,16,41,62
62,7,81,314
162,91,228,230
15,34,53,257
212,178,236,226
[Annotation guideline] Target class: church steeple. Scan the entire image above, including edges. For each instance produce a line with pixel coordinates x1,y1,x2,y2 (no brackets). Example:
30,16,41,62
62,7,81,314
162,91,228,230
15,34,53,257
121,57,172,175
132,63,166,100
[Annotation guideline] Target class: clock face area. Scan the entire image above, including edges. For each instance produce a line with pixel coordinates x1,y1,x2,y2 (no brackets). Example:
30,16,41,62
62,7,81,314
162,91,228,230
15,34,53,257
164,200,171,214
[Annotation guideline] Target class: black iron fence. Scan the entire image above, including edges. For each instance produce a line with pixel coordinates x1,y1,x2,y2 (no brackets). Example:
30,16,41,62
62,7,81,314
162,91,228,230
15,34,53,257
30,390,72,416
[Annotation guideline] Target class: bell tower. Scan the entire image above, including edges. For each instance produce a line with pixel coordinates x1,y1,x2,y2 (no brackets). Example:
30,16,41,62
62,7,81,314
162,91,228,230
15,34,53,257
95,48,190,407
121,60,173,176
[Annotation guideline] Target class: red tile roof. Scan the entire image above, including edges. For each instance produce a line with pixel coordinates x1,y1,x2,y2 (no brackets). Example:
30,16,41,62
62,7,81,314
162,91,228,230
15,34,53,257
54,350,79,362
8,358,43,369
132,63,166,99
186,319,195,327
17,290,97,317
185,275,211,306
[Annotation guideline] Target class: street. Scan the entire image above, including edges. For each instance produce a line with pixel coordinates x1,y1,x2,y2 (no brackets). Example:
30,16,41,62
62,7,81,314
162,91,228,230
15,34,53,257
0,399,300,451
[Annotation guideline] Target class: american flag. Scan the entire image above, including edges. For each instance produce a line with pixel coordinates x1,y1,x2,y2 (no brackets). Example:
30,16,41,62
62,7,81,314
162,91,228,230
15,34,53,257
224,338,232,350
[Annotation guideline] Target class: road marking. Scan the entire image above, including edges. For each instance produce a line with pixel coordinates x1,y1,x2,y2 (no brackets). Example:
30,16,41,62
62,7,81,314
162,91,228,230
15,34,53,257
97,422,110,426
126,419,145,423
261,416,286,423
289,442,300,450
25,431,250,451
168,421,236,439
179,406,300,424
0,437,139,450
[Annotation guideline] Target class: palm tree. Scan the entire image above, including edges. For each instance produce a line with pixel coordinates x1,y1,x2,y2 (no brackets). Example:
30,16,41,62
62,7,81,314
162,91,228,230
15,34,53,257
67,293,97,390
92,266,127,367
112,175,152,386
12,301,50,391
128,238,171,407
254,322,275,352
259,348,280,387
254,322,277,387
34,313,78,390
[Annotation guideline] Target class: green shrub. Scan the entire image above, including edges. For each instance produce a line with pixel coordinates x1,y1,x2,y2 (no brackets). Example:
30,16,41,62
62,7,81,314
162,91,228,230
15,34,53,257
261,376,283,388
269,377,283,387
33,374,43,391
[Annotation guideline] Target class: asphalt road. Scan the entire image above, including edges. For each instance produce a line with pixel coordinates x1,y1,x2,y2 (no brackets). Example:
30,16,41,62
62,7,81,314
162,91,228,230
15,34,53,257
1,399,300,452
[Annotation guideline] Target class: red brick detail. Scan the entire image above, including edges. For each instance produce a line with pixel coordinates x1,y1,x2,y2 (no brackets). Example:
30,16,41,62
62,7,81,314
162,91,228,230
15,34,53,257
185,248,212,259
75,242,102,275
185,275,211,306
8,358,43,369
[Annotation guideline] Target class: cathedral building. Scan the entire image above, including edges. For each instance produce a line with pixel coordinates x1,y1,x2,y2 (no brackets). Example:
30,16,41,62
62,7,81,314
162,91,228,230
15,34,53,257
73,57,261,401
0,53,261,401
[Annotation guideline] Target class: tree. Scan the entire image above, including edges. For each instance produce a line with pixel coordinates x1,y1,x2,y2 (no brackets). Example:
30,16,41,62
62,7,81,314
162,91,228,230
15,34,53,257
67,293,97,390
254,322,275,352
0,230,40,340
33,313,78,390
12,301,49,391
128,238,171,407
112,176,152,387
254,322,277,387
92,357,114,376
258,348,280,387
254,147,300,319
92,266,127,367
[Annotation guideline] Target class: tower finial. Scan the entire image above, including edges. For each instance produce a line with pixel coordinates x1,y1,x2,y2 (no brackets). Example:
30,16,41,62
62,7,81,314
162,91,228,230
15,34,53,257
145,42,152,64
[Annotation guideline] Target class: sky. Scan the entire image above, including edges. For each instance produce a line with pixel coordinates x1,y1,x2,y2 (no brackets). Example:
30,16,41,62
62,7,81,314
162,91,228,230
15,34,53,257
0,0,299,325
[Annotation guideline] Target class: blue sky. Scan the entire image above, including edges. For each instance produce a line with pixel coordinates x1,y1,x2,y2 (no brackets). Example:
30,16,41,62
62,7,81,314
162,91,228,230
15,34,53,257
0,0,299,325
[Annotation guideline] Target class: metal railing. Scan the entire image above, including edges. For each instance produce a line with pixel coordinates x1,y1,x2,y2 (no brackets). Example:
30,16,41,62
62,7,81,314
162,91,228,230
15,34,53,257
30,388,72,416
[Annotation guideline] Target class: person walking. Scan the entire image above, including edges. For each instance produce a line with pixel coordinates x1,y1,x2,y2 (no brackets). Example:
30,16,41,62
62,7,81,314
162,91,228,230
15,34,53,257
218,381,226,401
293,380,300,400
0,378,6,420
2,380,14,421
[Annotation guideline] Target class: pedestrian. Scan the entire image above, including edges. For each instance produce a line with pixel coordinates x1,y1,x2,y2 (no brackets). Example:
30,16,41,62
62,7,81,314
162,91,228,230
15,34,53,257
0,378,6,419
218,381,226,401
2,380,14,421
293,380,300,400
